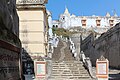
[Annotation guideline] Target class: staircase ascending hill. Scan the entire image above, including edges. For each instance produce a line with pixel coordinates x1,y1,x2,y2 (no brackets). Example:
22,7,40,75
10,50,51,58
49,39,92,80
50,61,91,80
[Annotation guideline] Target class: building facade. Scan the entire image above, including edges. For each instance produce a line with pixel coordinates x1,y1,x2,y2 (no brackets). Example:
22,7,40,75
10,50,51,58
17,0,48,60
53,7,120,33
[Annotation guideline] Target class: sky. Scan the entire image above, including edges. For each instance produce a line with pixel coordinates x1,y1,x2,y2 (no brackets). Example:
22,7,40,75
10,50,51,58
46,0,120,20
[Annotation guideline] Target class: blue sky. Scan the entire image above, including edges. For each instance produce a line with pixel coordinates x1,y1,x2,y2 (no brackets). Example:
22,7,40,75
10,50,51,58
46,0,120,20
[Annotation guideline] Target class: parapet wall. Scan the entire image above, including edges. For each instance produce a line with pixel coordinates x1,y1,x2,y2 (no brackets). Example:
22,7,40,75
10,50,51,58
0,0,21,79
81,23,120,69
0,40,21,80
70,33,81,59
0,20,21,79
0,0,19,36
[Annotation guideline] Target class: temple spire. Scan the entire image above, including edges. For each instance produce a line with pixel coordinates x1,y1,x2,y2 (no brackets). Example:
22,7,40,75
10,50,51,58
64,6,70,16
113,10,118,17
106,12,110,17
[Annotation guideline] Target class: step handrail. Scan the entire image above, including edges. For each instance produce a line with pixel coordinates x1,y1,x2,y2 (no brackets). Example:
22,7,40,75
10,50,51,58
81,51,96,79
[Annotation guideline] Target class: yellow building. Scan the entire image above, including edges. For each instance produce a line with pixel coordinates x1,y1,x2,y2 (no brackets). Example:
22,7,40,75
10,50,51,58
17,0,48,60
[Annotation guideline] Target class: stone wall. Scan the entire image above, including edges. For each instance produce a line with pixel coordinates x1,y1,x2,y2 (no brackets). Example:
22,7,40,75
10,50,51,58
81,23,120,69
0,40,21,80
70,33,81,60
0,0,19,36
0,0,21,79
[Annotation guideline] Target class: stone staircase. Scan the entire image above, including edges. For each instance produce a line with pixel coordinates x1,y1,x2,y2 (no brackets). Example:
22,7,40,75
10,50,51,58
49,61,91,80
49,39,92,80
52,40,64,61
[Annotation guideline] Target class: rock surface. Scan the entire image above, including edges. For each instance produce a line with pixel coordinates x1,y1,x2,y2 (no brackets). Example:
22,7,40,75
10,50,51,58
0,0,19,36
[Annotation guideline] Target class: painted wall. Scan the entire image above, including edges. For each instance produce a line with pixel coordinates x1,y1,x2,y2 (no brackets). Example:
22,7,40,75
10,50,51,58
18,9,48,58
53,8,120,34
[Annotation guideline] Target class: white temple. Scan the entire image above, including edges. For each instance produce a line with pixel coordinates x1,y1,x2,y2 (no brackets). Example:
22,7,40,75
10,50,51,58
53,7,120,33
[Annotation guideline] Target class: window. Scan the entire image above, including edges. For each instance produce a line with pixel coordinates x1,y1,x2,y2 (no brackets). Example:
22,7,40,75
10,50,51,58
109,20,114,27
81,20,86,26
96,20,101,26
53,25,55,28
56,25,58,28
62,16,65,20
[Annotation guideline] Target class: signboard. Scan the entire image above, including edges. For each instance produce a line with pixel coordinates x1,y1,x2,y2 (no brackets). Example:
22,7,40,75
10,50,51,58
97,63,107,75
96,59,109,79
34,61,46,78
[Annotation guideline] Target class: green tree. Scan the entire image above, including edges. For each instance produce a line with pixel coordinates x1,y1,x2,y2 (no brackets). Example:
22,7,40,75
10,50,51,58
52,28,72,38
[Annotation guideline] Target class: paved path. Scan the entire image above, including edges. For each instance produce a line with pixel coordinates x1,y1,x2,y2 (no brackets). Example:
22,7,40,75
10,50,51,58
52,39,74,62
58,41,67,61
52,39,63,61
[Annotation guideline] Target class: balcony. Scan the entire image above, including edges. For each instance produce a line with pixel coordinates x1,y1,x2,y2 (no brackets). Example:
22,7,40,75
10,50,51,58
16,0,48,5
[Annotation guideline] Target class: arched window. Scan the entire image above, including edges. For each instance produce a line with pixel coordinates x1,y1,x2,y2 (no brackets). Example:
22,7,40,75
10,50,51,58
53,25,55,28
56,25,58,28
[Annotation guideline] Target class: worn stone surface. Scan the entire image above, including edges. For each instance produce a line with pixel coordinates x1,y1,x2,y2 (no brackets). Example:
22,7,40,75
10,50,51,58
52,40,64,61
0,0,20,47
0,1,21,80
81,23,120,69
50,39,91,80
0,0,19,36
70,33,81,61
0,47,20,80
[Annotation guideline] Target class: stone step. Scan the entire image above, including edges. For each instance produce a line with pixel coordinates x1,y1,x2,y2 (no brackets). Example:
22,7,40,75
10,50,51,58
51,73,88,76
50,77,90,79
71,77,90,79
49,77,69,80
52,70,87,73
50,76,90,79
52,68,85,70
52,71,87,73
51,74,89,76
51,71,89,75
52,64,84,67
65,64,83,66
52,69,86,72
52,64,83,66
49,78,91,80
50,40,91,80
52,70,86,73
51,61,90,79
52,65,84,68
52,61,83,63
52,66,85,68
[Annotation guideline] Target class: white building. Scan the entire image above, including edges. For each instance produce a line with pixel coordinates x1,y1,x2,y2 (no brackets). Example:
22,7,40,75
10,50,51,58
47,10,53,39
53,7,120,33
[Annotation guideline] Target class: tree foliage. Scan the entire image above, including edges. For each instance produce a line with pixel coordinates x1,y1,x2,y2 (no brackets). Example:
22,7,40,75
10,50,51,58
52,28,72,38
